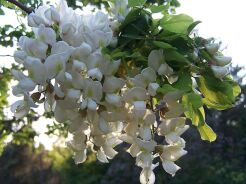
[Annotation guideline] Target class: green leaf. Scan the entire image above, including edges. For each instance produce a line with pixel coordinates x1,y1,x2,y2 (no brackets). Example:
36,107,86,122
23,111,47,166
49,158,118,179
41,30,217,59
173,72,192,92
150,5,165,13
152,41,177,50
225,76,241,97
128,0,147,7
165,50,190,64
197,75,238,110
0,9,4,15
198,123,217,142
233,83,241,97
157,84,177,94
182,93,204,126
120,8,142,29
187,21,202,34
160,14,194,34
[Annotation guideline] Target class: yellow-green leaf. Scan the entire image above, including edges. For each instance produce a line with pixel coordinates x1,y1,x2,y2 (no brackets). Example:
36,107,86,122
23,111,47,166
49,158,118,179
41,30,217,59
198,123,217,142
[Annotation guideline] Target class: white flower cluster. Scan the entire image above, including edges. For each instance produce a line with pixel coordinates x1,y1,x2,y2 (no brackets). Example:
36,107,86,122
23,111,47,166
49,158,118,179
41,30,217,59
11,0,189,183
205,39,232,79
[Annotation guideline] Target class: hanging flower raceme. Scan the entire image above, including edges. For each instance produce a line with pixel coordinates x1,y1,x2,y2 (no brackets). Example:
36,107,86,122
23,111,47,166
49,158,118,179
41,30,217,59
11,0,240,183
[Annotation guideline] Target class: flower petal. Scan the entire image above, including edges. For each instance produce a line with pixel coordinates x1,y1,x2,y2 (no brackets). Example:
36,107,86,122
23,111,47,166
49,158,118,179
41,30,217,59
162,160,180,177
148,49,164,71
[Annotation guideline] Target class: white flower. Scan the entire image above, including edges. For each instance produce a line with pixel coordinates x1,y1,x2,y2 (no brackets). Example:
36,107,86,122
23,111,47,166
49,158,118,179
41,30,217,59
24,57,47,85
140,167,155,184
131,67,156,88
11,95,37,119
136,152,153,168
44,53,70,79
94,135,122,162
44,7,60,23
72,60,87,73
162,160,180,177
205,43,219,55
72,42,92,60
51,41,74,55
14,50,27,64
88,68,103,81
211,65,229,79
19,36,48,59
67,132,87,164
214,56,232,66
148,49,164,71
101,59,121,76
82,12,113,49
158,117,189,144
84,79,103,102
123,87,148,103
136,138,157,153
97,149,109,163
28,14,46,27
12,70,36,93
158,63,173,76
99,117,111,134
36,25,56,45
109,0,130,22
74,149,87,164
139,127,152,141
160,143,187,176
105,94,122,106
103,76,125,93
148,49,174,76
148,83,159,96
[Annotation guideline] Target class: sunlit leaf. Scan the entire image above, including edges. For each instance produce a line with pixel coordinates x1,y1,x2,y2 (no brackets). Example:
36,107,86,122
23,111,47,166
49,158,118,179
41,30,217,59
160,14,194,34
198,123,217,142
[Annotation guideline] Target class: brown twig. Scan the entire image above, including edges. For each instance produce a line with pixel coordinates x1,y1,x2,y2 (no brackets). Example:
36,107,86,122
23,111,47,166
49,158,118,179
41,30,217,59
5,0,33,14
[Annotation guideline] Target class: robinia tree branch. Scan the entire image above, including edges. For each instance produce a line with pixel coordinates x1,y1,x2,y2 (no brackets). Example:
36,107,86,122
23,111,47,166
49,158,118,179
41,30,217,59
5,0,33,14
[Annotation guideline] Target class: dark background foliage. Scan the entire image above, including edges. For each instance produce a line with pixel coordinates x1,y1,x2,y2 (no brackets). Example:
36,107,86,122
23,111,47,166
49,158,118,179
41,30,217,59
0,0,245,184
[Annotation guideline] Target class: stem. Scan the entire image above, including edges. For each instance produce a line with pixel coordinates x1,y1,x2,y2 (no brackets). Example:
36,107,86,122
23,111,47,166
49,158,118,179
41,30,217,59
5,0,33,14
0,54,13,57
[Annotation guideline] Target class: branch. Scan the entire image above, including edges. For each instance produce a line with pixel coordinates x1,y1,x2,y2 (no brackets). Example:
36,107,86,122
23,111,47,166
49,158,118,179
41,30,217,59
5,0,33,14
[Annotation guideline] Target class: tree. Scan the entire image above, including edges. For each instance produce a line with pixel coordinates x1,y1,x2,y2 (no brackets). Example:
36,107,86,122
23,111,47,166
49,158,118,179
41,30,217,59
0,0,241,184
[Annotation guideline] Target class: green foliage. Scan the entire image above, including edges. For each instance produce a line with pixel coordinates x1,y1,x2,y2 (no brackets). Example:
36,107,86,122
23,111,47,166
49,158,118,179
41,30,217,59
128,0,147,7
197,74,240,110
182,93,204,126
48,148,109,184
160,14,194,34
